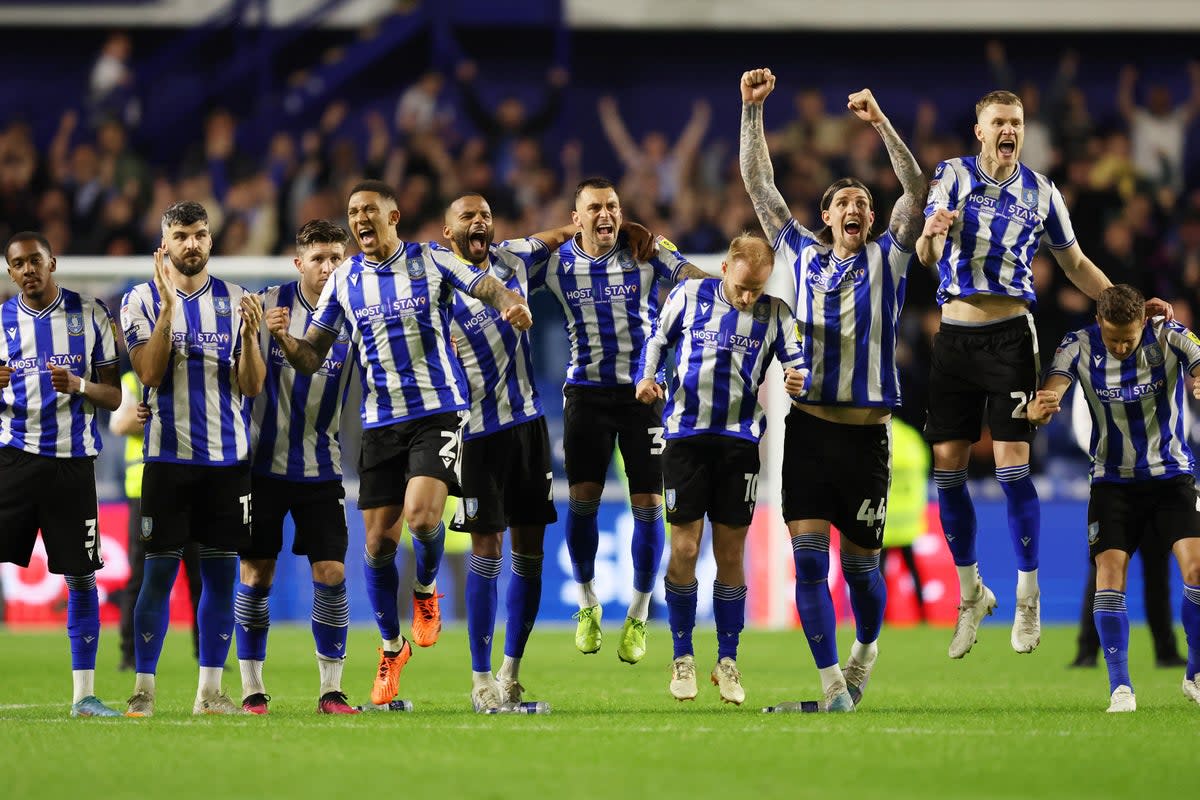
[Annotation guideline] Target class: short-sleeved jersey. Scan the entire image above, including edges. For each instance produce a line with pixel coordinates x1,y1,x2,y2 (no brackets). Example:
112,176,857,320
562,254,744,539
530,235,689,386
925,156,1075,306
638,278,806,443
0,288,118,458
1048,319,1200,483
445,238,548,439
769,220,912,409
121,276,253,465
252,281,355,481
309,242,482,429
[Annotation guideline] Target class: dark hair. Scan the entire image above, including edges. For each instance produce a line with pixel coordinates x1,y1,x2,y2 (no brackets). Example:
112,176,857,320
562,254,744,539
160,200,209,231
5,230,53,263
296,219,349,249
975,90,1023,119
574,176,615,203
1096,284,1146,325
349,179,397,203
815,178,875,246
448,192,486,208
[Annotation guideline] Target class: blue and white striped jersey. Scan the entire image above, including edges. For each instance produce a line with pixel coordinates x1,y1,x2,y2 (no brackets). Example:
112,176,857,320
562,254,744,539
530,235,689,386
638,278,806,443
445,238,548,439
0,288,118,458
1049,319,1200,483
309,242,482,429
769,220,912,409
121,276,253,465
926,156,1075,307
252,281,355,481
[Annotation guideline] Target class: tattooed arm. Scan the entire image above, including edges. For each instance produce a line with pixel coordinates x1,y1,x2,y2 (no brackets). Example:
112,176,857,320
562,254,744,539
739,68,791,243
847,88,925,250
471,274,533,331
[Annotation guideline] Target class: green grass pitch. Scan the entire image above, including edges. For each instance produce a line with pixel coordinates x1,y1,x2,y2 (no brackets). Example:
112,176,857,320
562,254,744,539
0,623,1193,799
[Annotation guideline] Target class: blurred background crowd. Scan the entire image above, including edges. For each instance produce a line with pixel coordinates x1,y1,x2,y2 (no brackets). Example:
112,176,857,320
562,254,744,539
2,3,1200,484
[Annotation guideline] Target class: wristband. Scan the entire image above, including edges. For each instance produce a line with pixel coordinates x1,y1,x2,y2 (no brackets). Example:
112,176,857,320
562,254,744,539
75,377,87,397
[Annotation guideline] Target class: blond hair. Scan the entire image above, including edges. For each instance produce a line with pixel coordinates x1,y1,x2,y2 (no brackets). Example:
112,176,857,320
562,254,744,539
726,233,774,269
975,90,1023,119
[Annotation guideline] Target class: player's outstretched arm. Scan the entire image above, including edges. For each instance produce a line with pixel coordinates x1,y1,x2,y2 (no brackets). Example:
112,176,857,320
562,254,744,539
1026,377,1071,426
50,362,122,411
270,306,337,375
472,275,532,331
739,67,791,243
848,89,926,249
1050,242,1112,301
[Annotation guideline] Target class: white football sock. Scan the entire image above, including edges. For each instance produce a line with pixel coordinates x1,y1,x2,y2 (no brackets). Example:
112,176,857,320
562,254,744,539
72,669,95,704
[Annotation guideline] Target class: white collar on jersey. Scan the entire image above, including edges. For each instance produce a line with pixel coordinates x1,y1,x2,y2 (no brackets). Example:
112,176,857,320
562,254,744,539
360,246,406,272
570,235,618,264
974,158,1022,189
173,275,213,302
16,287,64,318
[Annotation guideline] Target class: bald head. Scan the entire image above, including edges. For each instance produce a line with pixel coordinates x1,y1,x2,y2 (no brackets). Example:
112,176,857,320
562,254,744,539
722,234,775,311
443,193,494,265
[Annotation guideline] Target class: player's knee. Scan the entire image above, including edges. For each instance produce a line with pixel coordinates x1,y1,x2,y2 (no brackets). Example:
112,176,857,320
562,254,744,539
670,532,701,564
364,535,398,559
311,560,344,585
405,508,441,534
471,532,503,559
569,482,603,503
629,492,661,509
1180,561,1200,587
240,558,276,587
794,549,830,584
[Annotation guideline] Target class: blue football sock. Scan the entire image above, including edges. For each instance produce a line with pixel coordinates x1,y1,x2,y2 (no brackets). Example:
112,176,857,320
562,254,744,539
1094,590,1131,693
713,581,747,661
566,497,600,583
234,582,271,662
197,548,237,669
934,468,978,566
631,504,665,593
841,552,887,645
505,552,543,659
1183,584,1200,682
64,573,99,671
363,548,400,640
411,522,446,590
133,550,182,674
665,579,698,659
466,554,501,673
312,581,349,661
792,534,838,669
996,465,1039,572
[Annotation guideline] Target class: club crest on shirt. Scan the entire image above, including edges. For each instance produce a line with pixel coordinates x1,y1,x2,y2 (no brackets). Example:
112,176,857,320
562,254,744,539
140,516,154,541
464,497,479,520
1144,343,1164,366
491,259,514,281
213,297,231,316
335,325,351,343
752,303,770,323
617,251,637,272
665,488,677,512
406,258,426,279
1019,187,1039,210
66,312,84,336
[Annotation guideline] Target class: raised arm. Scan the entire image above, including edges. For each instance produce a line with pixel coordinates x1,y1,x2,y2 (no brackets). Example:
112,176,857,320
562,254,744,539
847,88,925,249
597,95,643,170
131,247,178,388
739,68,791,243
1116,65,1138,122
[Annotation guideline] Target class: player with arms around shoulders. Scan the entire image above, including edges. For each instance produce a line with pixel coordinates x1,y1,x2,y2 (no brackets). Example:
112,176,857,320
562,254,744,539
1028,284,1200,712
740,68,925,710
0,231,123,717
441,192,606,712
271,180,532,707
236,220,360,715
637,234,807,705
536,176,709,664
918,89,1173,660
121,200,267,716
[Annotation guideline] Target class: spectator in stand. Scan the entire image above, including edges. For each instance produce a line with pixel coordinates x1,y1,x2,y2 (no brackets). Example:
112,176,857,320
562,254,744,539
597,95,711,209
1118,62,1200,191
88,31,140,130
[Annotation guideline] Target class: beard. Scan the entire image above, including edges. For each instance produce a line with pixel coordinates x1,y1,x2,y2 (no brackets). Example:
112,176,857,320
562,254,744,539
452,229,492,265
170,252,208,276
